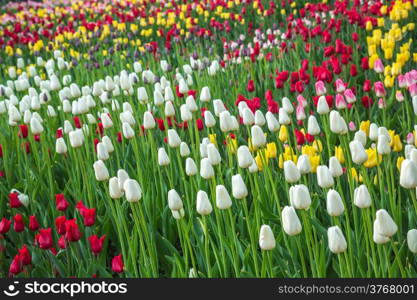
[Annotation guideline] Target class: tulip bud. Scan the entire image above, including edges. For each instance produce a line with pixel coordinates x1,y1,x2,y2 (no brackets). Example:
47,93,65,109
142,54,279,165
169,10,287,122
249,160,259,173
282,206,302,236
143,111,155,129
219,111,232,132
122,122,135,139
278,109,291,125
102,136,114,153
29,117,43,135
242,108,255,125
327,226,347,254
171,208,185,220
101,113,113,129
284,160,301,183
124,179,142,202
349,140,368,165
109,177,124,199
254,110,266,126
400,159,417,188
204,110,216,128
180,142,190,157
216,185,232,209
353,184,372,208
329,157,343,177
289,184,311,210
93,160,109,181
158,148,170,166
231,174,248,199
407,229,417,253
282,97,294,114
207,144,221,165
259,225,276,250
326,189,344,216
196,191,213,216
180,104,192,122
186,96,198,112
154,90,164,106
164,101,175,117
213,99,226,117
354,130,367,146
164,86,174,102
168,189,183,211
317,96,330,114
297,154,311,174
167,129,181,148
185,158,197,176
377,134,391,155
329,111,348,134
237,146,253,168
137,87,148,104
56,138,67,154
117,169,130,191
200,87,211,102
369,123,379,141
307,115,320,135
251,125,266,149
200,158,214,179
317,165,334,188
265,111,280,132
97,142,109,160
69,129,84,148
373,209,397,244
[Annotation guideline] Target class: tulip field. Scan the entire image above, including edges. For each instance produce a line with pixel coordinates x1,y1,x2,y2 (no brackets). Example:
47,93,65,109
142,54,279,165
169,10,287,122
1,0,417,279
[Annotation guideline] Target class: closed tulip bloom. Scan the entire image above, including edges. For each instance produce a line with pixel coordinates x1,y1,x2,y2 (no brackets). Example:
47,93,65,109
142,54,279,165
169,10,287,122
137,87,148,103
254,110,266,126
282,206,302,236
117,169,130,191
237,145,253,168
369,123,379,141
278,109,291,125
69,129,84,148
213,99,226,116
93,160,109,181
329,111,348,134
349,140,368,164
289,184,311,210
219,111,233,132
315,81,327,96
296,105,306,121
164,101,175,117
185,158,197,176
167,129,181,148
109,177,124,199
200,158,214,179
230,116,239,131
317,96,330,114
200,86,211,102
317,165,334,188
353,185,372,208
297,154,311,174
180,142,190,157
354,130,367,146
284,160,301,183
216,185,232,209
207,144,221,165
56,138,67,154
377,134,391,154
249,160,259,173
307,115,321,135
326,189,344,216
329,157,343,177
158,148,170,166
143,111,155,129
259,225,276,250
374,209,398,241
101,113,113,129
186,96,198,112
242,108,255,125
30,117,43,135
407,229,417,253
168,189,183,211
122,122,135,139
400,159,417,188
282,97,294,114
164,86,174,102
102,136,114,153
265,111,280,132
97,142,109,160
124,179,142,202
154,90,164,106
180,104,192,122
196,190,212,215
171,208,185,220
204,110,216,128
251,125,266,149
327,226,347,254
373,221,391,244
232,174,248,199
120,111,135,126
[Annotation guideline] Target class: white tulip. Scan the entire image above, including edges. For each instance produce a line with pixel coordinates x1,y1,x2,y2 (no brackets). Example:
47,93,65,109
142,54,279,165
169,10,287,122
55,138,67,154
282,206,302,236
353,185,372,208
237,146,253,168
400,159,417,189
117,169,130,191
180,142,190,157
207,144,221,165
251,125,266,149
297,154,311,174
109,177,124,199
124,179,142,202
307,115,321,135
196,191,213,215
200,158,215,179
349,140,368,165
167,129,181,148
186,157,198,176
284,160,300,183
407,229,417,253
158,148,170,166
168,189,183,211
326,189,344,216
259,225,276,250
93,160,109,181
329,156,343,177
232,174,248,199
216,185,232,209
328,226,347,254
289,184,311,210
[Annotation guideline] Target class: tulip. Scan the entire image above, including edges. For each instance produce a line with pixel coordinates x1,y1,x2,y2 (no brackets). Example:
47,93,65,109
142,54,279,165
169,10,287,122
282,206,302,236
200,158,215,179
297,154,311,174
93,160,109,181
349,140,368,165
200,86,211,102
207,144,221,165
317,96,330,114
30,117,43,135
13,214,25,232
315,81,327,96
117,169,130,191
329,157,343,177
219,111,233,132
69,129,84,148
0,218,11,234
407,229,417,253
354,130,367,146
353,185,372,208
55,194,69,212
154,90,164,106
122,122,135,139
232,174,248,199
216,185,232,209
56,138,67,154
327,226,347,254
249,160,259,173
124,179,142,202
196,191,212,215
307,115,321,135
377,134,391,155
112,254,124,273
102,136,114,153
282,97,294,113
143,111,156,129
29,216,39,231
167,129,181,148
251,125,266,149
284,160,301,183
259,225,276,250
168,189,183,211
88,235,106,255
400,159,417,188
158,148,170,166
186,157,198,176
289,184,311,210
109,177,124,199
97,142,109,160
36,228,53,249
326,189,344,216
137,87,148,103
265,112,280,132
242,108,255,125
317,165,334,188
254,110,266,126
180,142,190,157
278,109,291,125
369,123,379,141
373,209,398,244
171,208,185,220
237,146,253,168
164,101,175,117
204,110,216,128
329,111,348,134
101,113,113,129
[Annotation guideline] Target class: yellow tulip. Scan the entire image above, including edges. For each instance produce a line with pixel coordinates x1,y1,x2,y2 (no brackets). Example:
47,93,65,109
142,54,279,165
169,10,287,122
335,146,345,164
363,148,382,168
392,135,403,152
279,125,288,142
397,156,405,171
359,120,371,136
266,143,277,159
209,134,217,145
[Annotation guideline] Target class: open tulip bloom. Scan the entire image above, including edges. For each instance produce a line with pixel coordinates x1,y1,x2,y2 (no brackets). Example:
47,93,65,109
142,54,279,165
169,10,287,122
1,0,417,280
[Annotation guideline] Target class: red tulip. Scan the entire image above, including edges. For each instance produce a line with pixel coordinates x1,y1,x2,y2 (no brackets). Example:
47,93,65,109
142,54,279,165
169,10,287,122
9,192,22,208
247,79,255,92
18,245,31,265
111,254,124,273
294,129,305,145
9,254,23,275
13,214,25,232
55,216,67,235
58,235,67,249
350,64,358,77
29,215,39,231
36,228,53,249
361,57,369,70
81,208,96,227
0,218,11,234
55,194,69,211
88,235,106,255
65,219,81,242
363,79,372,92
18,124,28,138
73,116,82,129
